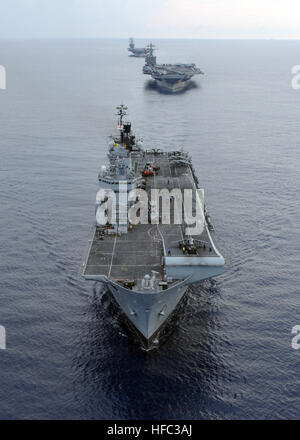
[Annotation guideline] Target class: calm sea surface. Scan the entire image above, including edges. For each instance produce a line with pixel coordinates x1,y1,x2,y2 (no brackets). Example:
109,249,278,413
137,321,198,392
0,39,299,419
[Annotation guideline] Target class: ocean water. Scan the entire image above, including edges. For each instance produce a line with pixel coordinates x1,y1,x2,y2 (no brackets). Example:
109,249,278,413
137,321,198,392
0,39,299,420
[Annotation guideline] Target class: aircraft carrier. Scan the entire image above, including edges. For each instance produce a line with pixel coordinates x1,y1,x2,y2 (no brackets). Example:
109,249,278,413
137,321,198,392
128,38,149,57
143,43,204,92
83,105,225,347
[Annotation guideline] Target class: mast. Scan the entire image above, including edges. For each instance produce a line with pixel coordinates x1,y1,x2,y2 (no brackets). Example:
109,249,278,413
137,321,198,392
145,43,156,66
116,105,134,147
116,104,128,128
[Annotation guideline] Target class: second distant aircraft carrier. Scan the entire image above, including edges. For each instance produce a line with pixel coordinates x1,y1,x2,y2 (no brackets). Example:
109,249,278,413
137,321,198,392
128,38,149,57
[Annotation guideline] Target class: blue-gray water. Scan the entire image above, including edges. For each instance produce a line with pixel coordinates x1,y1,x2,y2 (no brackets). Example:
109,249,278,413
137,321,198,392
0,39,299,420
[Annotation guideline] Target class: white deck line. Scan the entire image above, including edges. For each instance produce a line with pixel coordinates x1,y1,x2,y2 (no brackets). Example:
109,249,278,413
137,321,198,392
205,226,223,259
152,161,167,256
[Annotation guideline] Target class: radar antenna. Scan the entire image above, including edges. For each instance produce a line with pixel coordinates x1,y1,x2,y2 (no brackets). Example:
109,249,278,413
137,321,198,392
116,104,128,128
146,42,156,55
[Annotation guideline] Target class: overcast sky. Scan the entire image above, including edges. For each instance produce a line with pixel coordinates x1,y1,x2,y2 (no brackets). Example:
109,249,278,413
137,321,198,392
1,0,300,39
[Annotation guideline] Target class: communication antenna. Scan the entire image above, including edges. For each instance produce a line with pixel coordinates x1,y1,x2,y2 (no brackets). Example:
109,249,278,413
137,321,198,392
116,104,128,128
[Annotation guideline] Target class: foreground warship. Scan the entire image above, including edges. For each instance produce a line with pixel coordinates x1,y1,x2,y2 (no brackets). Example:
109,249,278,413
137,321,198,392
128,38,148,57
143,43,204,92
83,106,225,347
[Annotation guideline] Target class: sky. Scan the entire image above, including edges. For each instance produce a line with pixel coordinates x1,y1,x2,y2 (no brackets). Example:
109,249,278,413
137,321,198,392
1,0,300,39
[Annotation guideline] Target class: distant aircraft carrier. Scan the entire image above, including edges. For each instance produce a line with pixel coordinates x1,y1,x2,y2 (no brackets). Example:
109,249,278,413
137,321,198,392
143,43,204,92
128,38,149,57
83,106,225,348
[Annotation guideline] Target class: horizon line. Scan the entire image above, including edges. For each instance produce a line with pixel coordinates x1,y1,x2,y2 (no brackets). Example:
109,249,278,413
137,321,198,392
1,36,300,41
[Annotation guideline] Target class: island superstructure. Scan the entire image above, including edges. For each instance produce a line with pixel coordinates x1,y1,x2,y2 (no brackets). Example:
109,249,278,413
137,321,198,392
143,43,204,92
83,106,225,347
128,38,149,57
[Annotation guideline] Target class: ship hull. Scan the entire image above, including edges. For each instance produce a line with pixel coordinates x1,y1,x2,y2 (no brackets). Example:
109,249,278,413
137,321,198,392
107,279,189,346
128,49,147,58
155,78,190,93
129,54,146,58
96,258,224,347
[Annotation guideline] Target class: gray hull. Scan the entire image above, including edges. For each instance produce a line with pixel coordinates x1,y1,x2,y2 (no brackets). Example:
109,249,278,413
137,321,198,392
89,250,224,345
83,105,225,346
107,279,189,344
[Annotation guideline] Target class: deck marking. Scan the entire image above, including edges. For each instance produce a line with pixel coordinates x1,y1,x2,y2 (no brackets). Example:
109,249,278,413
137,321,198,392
167,158,184,241
153,166,164,272
106,264,160,267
